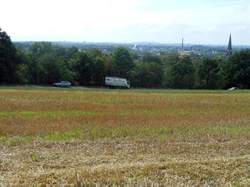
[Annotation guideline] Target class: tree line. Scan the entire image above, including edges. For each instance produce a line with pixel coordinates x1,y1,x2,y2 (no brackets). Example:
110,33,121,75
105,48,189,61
1,28,250,89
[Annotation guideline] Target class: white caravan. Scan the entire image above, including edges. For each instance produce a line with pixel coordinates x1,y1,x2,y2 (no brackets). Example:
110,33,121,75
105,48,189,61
105,77,130,89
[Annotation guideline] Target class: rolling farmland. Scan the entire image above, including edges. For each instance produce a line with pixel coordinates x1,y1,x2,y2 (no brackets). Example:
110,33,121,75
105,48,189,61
0,88,250,186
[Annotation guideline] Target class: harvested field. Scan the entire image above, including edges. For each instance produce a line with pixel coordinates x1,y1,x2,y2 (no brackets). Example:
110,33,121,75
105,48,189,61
0,88,250,186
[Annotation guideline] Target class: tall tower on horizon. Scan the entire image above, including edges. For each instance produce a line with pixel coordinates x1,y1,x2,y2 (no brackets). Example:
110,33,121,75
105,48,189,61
227,34,232,56
182,38,184,52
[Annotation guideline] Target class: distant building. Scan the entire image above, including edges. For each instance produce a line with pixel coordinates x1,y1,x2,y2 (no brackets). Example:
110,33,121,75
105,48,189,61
132,44,137,50
227,34,233,56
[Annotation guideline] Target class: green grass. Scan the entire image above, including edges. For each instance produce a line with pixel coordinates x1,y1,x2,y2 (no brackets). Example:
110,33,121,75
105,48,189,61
0,111,96,119
0,87,250,144
43,128,83,141
0,136,35,146
1,126,249,145
1,87,250,186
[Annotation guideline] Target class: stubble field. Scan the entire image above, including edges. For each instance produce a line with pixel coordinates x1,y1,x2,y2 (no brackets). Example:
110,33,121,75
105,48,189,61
0,87,250,186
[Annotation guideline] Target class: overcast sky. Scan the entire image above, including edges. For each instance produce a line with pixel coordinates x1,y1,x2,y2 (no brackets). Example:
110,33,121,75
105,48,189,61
1,0,250,44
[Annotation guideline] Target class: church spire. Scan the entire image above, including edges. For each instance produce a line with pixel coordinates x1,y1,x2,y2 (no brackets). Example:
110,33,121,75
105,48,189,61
227,34,232,56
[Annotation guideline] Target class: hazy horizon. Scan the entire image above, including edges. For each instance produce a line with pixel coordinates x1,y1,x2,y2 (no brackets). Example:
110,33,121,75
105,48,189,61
1,0,250,45
12,40,250,47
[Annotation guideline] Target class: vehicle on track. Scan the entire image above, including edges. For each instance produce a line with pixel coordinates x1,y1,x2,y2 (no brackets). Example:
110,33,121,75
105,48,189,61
53,81,71,88
105,77,130,89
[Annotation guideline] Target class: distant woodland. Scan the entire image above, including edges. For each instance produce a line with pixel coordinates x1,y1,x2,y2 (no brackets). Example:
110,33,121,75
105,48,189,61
1,28,250,89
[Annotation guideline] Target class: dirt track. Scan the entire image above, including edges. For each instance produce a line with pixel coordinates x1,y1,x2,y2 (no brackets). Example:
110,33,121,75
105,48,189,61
1,138,249,186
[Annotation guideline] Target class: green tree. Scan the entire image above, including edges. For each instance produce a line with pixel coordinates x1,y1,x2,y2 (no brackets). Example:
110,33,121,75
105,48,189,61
161,53,179,87
0,28,19,84
131,61,163,88
168,56,195,89
87,49,106,86
161,52,179,66
15,49,31,84
28,42,74,84
72,52,93,85
225,50,250,88
197,58,224,89
143,52,161,64
113,48,134,78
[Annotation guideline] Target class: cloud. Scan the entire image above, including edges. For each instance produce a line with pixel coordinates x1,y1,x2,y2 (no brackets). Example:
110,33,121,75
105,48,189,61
0,0,249,44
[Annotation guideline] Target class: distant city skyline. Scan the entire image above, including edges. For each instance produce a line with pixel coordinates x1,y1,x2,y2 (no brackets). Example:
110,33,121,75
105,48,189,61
1,0,250,45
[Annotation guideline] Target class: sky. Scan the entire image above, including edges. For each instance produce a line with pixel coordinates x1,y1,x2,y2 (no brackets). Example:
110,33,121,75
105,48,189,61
0,0,250,45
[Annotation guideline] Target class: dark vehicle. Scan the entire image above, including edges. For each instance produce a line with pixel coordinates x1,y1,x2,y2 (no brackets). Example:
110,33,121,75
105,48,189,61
53,81,71,88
